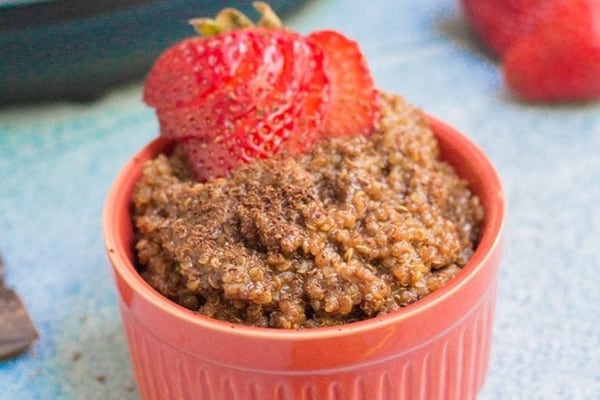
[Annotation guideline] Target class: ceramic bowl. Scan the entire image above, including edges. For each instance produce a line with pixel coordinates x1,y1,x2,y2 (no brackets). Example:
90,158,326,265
103,115,505,400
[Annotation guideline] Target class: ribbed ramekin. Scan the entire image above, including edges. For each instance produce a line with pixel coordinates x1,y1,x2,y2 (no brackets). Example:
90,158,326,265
103,116,505,400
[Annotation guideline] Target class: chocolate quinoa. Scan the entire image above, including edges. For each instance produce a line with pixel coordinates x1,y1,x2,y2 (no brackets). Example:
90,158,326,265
132,93,484,328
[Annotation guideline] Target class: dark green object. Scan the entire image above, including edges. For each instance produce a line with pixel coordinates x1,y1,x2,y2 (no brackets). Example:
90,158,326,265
0,0,305,104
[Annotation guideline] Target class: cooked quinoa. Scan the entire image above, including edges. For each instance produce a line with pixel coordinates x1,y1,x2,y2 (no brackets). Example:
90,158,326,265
132,93,484,328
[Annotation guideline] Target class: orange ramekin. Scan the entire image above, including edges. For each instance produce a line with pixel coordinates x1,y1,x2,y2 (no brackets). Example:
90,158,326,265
103,116,505,400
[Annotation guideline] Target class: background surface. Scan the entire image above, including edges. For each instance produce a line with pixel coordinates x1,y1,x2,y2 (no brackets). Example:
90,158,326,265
1,0,599,398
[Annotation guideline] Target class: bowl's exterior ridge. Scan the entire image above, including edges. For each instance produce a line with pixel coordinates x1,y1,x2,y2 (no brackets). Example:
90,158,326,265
118,280,497,400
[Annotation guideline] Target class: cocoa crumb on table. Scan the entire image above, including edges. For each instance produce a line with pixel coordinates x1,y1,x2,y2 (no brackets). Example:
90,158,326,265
132,93,484,329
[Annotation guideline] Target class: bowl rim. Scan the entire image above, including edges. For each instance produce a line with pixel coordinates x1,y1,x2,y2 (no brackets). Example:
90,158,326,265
103,114,505,341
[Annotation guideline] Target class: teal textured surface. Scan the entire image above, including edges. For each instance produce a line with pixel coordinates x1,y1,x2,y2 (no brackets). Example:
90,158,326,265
1,0,599,399
0,0,304,103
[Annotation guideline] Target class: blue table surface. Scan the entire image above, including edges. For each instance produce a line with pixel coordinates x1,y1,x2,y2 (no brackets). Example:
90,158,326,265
1,0,599,398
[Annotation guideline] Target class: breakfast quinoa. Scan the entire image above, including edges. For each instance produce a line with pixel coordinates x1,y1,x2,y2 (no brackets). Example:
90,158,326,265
132,93,484,328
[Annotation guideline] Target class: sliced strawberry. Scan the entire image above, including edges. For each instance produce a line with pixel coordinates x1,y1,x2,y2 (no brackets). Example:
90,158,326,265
144,30,268,109
142,4,380,182
153,92,251,140
307,30,379,138
180,100,298,181
276,35,329,154
170,28,328,180
283,47,329,154
146,29,292,139
503,0,600,102
254,29,320,138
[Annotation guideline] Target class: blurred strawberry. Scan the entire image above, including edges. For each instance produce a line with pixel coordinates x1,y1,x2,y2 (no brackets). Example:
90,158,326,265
503,0,600,102
462,0,600,102
461,0,560,57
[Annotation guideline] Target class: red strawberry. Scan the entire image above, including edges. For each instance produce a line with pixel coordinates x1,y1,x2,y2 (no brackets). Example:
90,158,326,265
143,4,379,181
145,29,291,140
178,32,329,181
261,30,329,154
307,30,380,137
461,0,560,57
503,0,600,102
144,30,250,109
180,99,297,181
147,27,329,181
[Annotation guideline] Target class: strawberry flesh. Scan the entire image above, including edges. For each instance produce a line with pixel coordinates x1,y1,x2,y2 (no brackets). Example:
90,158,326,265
180,99,297,181
277,35,329,154
164,29,328,180
144,31,265,109
307,30,379,137
146,29,288,140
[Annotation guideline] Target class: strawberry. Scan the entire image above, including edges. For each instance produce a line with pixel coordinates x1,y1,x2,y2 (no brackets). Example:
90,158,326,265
144,29,295,140
143,3,379,181
461,0,600,102
144,30,256,110
180,99,297,181
503,0,600,102
460,0,560,57
276,36,330,154
146,28,326,180
177,32,326,182
307,30,380,137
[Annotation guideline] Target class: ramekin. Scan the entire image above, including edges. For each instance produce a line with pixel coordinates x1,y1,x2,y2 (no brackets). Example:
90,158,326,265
103,115,505,400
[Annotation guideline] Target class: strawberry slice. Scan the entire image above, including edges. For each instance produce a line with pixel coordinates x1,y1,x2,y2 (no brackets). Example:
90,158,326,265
278,35,329,154
169,29,329,180
145,29,288,140
153,92,253,141
178,56,329,180
502,0,600,102
180,99,297,181
144,30,272,110
307,30,379,137
142,3,382,181
260,30,323,152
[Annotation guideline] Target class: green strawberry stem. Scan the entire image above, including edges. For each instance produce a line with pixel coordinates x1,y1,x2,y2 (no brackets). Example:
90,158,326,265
253,1,282,29
190,1,282,37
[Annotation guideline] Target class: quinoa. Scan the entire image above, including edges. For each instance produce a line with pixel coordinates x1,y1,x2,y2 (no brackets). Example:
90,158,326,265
132,93,484,329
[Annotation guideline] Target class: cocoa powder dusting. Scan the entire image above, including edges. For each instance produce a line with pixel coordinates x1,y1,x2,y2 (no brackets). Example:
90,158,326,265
132,93,484,328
